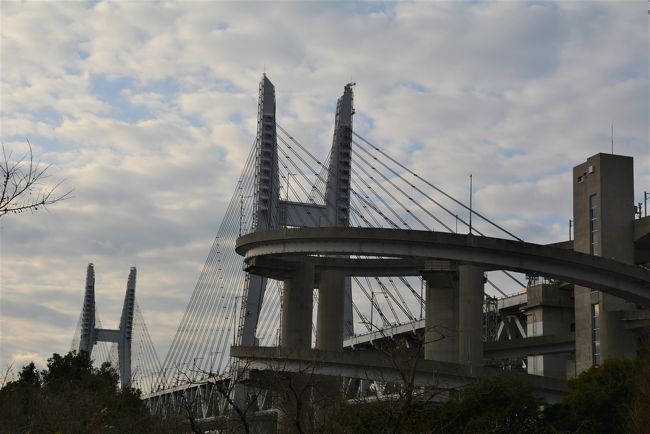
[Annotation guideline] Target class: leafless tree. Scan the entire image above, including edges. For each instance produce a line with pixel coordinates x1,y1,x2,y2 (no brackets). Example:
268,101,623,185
1,141,72,217
0,361,16,389
338,320,455,434
170,360,268,434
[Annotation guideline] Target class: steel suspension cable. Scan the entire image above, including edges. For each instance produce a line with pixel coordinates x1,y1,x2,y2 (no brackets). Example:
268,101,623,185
352,133,523,241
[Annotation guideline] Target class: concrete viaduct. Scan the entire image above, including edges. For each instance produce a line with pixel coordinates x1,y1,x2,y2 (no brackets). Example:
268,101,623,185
235,227,650,378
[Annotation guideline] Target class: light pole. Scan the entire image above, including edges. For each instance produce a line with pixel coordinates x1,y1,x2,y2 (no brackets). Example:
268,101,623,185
370,289,374,331
369,290,386,331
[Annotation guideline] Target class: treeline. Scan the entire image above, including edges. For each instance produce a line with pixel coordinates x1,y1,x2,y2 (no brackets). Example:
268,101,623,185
1,351,649,433
332,358,650,434
0,351,175,434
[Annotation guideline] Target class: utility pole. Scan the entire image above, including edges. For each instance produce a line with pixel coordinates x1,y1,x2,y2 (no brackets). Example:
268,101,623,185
370,289,374,330
469,174,473,234
569,219,573,241
239,182,244,237
420,277,424,320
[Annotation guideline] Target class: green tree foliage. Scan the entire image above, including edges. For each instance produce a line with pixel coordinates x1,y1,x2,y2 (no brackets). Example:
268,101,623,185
331,362,649,434
431,374,545,434
331,374,547,434
546,358,643,434
0,351,173,434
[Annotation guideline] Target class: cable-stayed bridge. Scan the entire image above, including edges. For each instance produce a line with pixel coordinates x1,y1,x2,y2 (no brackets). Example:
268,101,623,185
71,264,161,394
153,76,529,387
71,75,650,425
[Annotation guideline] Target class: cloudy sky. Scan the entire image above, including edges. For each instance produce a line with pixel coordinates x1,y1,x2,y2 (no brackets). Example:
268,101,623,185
1,1,648,370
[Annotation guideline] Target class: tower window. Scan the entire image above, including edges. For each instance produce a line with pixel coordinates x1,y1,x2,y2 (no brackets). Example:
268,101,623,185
589,193,599,256
591,303,601,366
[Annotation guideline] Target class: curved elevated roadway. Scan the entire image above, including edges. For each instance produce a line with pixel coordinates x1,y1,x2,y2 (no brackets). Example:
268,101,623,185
236,227,650,303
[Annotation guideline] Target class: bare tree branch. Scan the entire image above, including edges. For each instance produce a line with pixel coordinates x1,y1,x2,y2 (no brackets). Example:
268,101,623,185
0,141,72,217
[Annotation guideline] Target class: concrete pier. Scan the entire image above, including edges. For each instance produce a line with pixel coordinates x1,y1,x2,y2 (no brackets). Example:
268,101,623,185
423,270,458,363
279,263,316,432
316,271,346,352
281,263,315,350
458,265,484,366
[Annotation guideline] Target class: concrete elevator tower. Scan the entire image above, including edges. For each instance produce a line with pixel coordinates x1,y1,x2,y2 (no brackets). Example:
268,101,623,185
78,263,137,389
573,153,637,373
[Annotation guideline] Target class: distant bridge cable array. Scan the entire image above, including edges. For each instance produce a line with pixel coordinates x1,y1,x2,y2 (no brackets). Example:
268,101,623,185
160,141,260,386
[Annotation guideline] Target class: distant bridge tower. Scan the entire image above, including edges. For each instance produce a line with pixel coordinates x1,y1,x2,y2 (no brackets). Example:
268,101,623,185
78,263,136,389
238,75,355,347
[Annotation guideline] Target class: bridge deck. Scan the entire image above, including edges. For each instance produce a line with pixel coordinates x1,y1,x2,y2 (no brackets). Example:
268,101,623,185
237,227,650,303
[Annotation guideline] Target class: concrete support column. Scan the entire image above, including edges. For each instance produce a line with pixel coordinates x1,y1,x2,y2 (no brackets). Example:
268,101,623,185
316,271,345,351
600,293,637,361
423,272,458,363
281,263,315,350
458,265,484,366
279,263,315,432
314,271,345,424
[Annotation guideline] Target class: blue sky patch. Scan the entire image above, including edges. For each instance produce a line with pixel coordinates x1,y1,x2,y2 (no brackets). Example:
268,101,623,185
90,74,158,122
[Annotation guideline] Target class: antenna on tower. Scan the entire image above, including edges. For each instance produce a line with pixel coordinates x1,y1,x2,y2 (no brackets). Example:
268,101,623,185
611,122,614,154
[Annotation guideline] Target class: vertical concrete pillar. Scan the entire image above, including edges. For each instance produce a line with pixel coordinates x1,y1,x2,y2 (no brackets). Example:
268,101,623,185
423,272,458,363
278,263,315,433
314,271,345,425
316,271,345,352
600,293,637,361
281,263,315,350
458,265,484,366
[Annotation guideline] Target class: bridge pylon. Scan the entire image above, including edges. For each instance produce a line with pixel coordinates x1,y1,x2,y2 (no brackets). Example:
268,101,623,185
238,75,356,347
77,263,137,389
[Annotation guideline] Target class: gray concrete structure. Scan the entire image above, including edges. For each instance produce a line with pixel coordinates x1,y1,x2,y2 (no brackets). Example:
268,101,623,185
231,345,570,404
524,284,574,379
281,263,315,351
422,264,458,363
239,75,277,347
573,154,638,373
235,221,650,389
236,227,650,302
239,76,356,350
316,271,346,352
458,265,484,366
